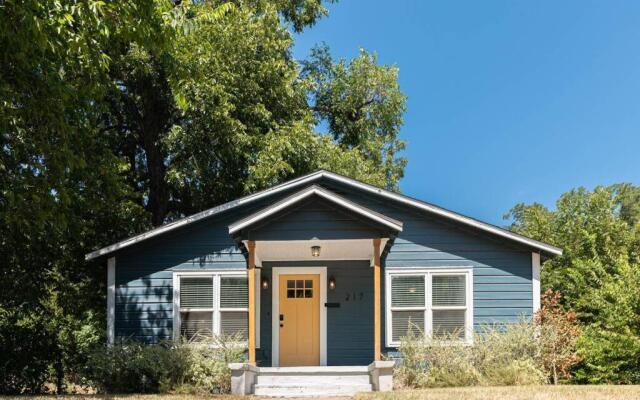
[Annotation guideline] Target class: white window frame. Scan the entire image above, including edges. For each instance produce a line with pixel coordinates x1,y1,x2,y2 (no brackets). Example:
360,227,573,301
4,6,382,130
385,267,473,347
173,270,258,344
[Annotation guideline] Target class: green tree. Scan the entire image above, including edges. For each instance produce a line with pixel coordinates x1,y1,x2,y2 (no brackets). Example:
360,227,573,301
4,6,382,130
506,184,640,383
0,0,160,393
105,1,407,225
1,0,407,393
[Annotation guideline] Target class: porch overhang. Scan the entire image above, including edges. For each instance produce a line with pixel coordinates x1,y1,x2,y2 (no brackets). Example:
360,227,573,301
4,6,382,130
228,185,402,263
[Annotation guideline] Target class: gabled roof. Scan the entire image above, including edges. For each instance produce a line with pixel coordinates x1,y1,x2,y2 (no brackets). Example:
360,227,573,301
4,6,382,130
86,170,562,260
228,185,403,235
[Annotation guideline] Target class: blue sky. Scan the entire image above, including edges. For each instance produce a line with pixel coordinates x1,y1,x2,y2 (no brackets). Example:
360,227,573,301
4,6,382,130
293,1,640,225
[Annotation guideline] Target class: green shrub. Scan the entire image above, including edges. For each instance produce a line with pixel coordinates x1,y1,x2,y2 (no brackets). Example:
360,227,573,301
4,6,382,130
83,335,245,394
395,319,546,388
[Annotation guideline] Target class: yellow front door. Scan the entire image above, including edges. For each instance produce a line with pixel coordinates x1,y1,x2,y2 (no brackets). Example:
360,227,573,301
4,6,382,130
279,274,320,366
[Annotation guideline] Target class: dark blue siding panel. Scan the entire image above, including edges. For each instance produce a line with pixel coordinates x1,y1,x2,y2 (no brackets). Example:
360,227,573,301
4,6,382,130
247,197,385,241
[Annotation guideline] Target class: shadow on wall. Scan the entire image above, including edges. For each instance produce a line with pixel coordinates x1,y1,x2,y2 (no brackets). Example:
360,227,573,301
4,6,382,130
113,217,246,343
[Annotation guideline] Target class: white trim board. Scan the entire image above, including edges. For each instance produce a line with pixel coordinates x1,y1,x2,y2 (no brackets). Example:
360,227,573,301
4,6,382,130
271,266,328,367
86,170,561,260
532,253,541,313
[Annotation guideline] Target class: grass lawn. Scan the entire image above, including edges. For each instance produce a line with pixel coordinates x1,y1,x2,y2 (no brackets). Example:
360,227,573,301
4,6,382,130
356,385,640,400
4,386,640,400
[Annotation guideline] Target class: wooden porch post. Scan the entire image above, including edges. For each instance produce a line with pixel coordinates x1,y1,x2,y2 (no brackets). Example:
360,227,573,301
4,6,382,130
373,238,382,361
247,240,256,364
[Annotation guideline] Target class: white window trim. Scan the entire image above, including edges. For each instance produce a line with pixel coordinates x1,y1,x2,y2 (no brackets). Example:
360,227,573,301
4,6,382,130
271,266,327,367
172,270,255,343
385,267,474,348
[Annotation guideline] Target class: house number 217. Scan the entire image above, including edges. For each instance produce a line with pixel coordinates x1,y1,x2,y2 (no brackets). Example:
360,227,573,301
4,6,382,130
345,292,364,301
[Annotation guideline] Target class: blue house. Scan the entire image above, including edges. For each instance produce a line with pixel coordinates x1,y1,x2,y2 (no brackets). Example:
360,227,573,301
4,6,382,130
86,170,561,395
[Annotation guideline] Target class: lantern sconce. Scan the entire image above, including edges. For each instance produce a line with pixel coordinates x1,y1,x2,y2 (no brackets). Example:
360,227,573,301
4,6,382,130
261,277,270,290
328,276,336,290
311,245,321,257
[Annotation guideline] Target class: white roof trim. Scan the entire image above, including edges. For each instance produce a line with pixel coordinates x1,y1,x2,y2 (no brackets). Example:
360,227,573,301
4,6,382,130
228,185,403,234
86,169,561,260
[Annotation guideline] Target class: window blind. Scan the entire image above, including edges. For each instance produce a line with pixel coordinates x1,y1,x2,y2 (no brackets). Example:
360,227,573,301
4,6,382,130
220,311,248,340
391,310,424,342
220,277,248,308
180,277,213,308
180,311,213,340
391,275,425,307
432,275,465,306
433,309,466,339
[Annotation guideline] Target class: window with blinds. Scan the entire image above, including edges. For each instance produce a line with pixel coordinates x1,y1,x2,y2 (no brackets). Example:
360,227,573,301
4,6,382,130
390,275,426,341
220,277,248,340
387,269,471,346
178,273,248,342
432,275,466,339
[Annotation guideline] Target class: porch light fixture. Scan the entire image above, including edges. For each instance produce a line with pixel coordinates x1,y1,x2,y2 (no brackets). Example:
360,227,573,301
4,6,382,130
261,277,270,290
328,276,336,290
311,245,321,257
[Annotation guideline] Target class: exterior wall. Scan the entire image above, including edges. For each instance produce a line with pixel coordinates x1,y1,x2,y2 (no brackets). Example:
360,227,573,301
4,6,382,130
110,177,535,359
317,179,534,354
258,260,374,367
112,192,300,343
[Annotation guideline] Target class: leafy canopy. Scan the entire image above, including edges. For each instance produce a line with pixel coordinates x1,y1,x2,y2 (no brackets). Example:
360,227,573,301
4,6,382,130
506,183,640,383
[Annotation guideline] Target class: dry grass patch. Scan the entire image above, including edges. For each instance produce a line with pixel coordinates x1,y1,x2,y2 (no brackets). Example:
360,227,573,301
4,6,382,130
356,385,640,400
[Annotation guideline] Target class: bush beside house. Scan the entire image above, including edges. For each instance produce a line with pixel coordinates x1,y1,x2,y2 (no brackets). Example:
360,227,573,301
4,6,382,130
82,337,244,394
395,291,581,389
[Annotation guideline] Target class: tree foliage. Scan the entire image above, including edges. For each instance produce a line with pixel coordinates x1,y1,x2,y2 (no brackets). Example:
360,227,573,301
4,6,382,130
0,0,407,393
507,184,640,383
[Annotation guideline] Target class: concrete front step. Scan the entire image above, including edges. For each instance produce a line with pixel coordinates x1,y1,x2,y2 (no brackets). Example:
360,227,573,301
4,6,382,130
256,366,372,387
254,383,373,397
229,362,395,396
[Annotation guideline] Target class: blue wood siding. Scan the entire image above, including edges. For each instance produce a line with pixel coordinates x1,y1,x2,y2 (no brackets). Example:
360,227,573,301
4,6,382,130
246,196,387,241
111,177,534,360
315,179,534,352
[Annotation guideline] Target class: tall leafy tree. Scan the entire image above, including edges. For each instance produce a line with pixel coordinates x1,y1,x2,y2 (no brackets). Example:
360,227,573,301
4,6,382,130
1,0,407,393
105,0,407,225
0,0,156,393
506,184,640,383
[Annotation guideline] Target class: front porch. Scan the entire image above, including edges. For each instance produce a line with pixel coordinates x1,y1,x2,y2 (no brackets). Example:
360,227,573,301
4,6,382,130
230,186,402,369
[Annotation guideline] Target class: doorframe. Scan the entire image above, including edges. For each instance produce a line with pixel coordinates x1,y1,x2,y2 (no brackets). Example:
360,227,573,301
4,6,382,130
271,266,327,367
